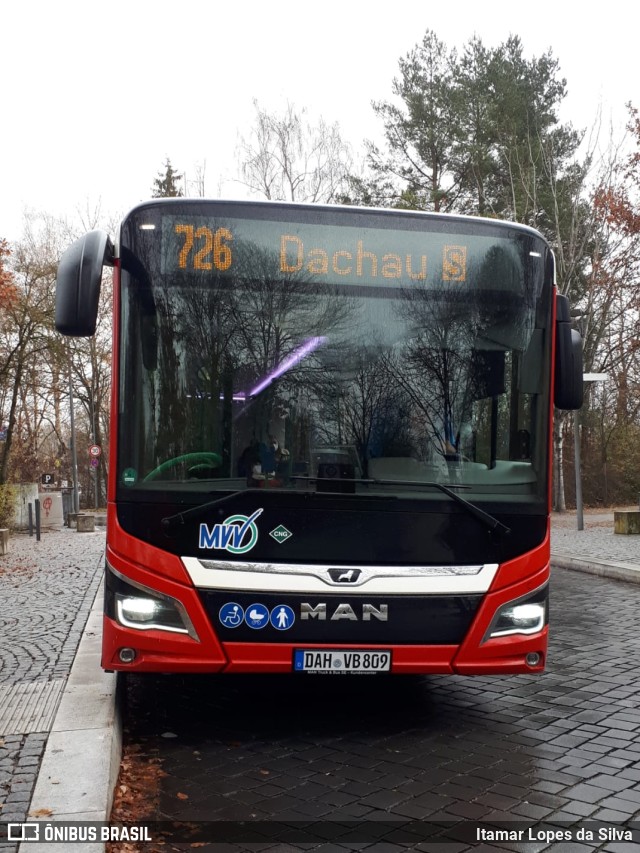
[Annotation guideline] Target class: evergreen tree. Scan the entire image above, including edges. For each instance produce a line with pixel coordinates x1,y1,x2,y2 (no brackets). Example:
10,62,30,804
152,158,184,197
367,31,462,212
359,30,583,237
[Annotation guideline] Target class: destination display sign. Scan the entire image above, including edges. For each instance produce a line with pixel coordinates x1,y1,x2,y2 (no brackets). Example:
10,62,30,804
160,216,523,290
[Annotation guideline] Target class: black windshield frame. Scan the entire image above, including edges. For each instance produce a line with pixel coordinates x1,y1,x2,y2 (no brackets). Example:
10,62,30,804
116,200,554,515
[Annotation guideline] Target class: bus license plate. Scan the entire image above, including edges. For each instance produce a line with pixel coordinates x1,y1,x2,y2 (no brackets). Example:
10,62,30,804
294,650,391,674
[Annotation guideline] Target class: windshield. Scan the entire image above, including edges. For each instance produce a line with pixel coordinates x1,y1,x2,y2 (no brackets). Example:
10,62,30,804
117,201,553,507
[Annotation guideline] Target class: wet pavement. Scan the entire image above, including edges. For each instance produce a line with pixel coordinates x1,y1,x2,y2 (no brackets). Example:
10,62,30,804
115,511,640,852
0,528,105,852
2,509,640,851
551,509,640,567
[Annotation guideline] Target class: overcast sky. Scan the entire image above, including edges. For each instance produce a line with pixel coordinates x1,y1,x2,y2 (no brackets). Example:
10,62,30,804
2,0,635,243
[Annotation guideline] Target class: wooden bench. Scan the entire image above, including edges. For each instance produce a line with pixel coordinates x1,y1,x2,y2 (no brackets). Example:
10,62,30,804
614,511,640,535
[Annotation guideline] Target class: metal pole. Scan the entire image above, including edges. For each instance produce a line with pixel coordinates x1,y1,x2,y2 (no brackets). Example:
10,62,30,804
91,392,99,508
574,409,584,531
69,357,80,514
574,374,608,531
35,498,41,542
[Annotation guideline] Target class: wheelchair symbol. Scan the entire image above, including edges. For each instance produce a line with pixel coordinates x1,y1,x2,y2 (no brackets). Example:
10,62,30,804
219,603,244,627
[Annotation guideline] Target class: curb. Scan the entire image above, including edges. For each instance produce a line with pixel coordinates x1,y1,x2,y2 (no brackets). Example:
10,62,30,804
19,584,122,853
552,553,640,584
10,545,639,853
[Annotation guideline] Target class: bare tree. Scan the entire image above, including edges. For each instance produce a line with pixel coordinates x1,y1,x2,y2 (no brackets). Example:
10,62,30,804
184,161,207,198
0,215,60,485
236,100,353,203
554,106,640,508
0,211,113,507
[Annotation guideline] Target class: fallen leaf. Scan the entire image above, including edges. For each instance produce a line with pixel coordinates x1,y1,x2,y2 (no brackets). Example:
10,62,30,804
30,808,53,817
107,740,165,852
177,792,189,800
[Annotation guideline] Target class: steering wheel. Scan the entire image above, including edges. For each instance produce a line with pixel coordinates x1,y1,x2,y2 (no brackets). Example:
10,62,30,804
144,452,222,481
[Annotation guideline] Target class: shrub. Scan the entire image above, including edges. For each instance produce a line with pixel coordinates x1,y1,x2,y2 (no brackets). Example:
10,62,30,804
0,484,16,529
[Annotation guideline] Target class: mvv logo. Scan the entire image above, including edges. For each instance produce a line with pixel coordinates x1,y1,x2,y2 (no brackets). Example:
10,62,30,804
199,508,263,554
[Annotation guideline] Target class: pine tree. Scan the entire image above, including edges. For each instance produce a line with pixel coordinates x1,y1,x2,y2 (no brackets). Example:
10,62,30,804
151,158,184,197
361,30,581,229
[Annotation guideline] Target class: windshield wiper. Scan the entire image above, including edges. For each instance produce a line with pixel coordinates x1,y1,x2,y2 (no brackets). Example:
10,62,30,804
161,486,315,530
370,478,510,536
162,490,247,529
162,479,510,538
292,476,510,537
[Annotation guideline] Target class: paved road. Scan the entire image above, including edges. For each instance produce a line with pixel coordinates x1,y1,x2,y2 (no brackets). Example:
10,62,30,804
115,516,640,852
1,510,639,852
0,528,105,852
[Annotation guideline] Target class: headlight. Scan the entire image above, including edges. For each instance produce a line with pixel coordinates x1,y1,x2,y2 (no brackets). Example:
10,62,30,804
119,597,157,622
484,584,548,640
106,564,199,639
116,594,189,633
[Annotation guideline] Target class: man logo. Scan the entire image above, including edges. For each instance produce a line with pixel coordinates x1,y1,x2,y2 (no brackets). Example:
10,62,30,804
300,602,388,621
328,568,362,584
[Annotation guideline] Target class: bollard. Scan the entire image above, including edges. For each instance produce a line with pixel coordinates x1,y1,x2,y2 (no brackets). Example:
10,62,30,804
76,513,96,533
614,510,640,535
0,528,9,556
35,498,41,541
28,503,33,537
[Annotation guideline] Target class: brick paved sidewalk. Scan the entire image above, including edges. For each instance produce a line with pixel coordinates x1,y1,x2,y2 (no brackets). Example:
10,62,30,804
551,509,640,572
0,528,105,851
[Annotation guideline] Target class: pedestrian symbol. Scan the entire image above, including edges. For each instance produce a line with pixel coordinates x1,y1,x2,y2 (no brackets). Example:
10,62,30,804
270,604,295,631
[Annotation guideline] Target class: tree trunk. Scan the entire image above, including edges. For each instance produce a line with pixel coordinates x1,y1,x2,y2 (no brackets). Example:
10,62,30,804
553,415,566,512
0,359,24,485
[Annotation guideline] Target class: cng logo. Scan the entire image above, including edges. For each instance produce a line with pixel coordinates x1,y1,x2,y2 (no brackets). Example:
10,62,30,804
269,524,292,544
199,508,263,554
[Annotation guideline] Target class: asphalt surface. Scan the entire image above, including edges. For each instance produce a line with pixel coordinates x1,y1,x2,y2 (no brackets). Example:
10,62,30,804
0,509,639,852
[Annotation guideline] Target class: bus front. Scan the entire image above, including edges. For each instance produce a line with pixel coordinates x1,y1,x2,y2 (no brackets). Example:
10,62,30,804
60,200,572,675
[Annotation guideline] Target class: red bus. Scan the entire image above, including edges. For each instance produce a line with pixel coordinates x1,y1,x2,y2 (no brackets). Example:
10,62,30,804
56,200,582,675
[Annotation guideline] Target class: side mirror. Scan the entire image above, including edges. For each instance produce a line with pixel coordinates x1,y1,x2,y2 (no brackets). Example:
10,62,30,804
55,230,114,336
554,294,583,410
